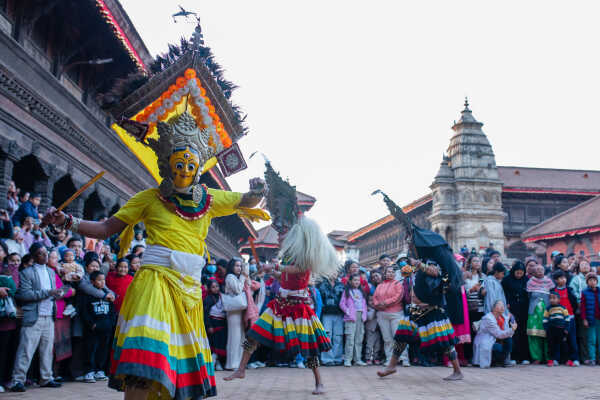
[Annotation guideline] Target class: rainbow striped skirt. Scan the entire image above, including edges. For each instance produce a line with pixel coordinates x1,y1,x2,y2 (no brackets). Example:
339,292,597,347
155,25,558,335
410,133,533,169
109,264,216,399
394,307,457,353
247,296,331,358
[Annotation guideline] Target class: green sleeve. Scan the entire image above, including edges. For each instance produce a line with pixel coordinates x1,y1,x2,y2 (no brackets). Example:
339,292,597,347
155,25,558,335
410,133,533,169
0,276,16,296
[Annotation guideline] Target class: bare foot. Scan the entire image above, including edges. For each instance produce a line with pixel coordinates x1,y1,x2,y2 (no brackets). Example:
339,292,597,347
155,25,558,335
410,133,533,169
443,371,464,381
377,368,397,378
223,369,245,381
312,384,325,395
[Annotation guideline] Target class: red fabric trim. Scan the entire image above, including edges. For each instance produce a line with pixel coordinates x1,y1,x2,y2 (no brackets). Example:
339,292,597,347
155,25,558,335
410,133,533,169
251,323,284,343
523,226,600,243
95,0,146,70
114,348,214,389
503,188,600,196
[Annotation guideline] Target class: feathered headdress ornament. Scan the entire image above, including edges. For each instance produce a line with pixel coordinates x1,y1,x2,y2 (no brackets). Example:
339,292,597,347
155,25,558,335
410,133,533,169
256,155,339,278
253,154,299,234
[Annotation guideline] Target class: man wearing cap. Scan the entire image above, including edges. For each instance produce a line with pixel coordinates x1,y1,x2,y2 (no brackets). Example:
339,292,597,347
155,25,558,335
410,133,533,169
9,243,63,392
394,254,409,282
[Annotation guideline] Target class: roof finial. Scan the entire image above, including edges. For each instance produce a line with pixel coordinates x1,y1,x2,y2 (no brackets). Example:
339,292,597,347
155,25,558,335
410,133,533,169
463,96,470,112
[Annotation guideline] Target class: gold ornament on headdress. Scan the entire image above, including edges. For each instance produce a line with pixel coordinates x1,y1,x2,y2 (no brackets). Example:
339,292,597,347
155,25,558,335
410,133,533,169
146,111,217,199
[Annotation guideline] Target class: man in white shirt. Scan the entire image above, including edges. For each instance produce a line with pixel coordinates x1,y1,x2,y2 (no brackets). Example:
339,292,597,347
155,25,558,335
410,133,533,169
9,243,63,392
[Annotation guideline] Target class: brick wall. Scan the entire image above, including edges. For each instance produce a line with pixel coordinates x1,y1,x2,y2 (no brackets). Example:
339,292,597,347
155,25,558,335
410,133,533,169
542,231,600,262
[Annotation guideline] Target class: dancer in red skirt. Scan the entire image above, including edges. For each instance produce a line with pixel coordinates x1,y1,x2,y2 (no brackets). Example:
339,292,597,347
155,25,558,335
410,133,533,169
224,217,338,395
224,158,339,394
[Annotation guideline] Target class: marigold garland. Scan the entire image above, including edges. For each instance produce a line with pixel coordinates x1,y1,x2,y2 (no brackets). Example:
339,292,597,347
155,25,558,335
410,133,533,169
135,68,232,150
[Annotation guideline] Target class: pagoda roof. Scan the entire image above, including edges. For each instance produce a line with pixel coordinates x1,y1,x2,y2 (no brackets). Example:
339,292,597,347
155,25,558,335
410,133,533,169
96,0,153,71
498,166,600,195
238,225,279,251
522,195,600,242
297,191,316,211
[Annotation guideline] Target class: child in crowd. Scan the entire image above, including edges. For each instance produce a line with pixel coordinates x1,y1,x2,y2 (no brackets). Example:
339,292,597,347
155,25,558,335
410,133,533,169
581,273,600,365
105,258,133,313
204,280,227,371
339,274,367,367
80,271,116,383
60,249,83,283
526,265,554,364
553,270,579,366
364,294,382,365
543,290,571,366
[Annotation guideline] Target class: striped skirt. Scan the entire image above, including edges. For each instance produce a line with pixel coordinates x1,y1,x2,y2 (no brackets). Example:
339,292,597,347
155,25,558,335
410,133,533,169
394,308,457,353
247,296,331,358
109,264,215,399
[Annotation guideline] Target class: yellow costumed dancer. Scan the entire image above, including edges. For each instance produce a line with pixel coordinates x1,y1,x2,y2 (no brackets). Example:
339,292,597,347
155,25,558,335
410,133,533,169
43,108,269,399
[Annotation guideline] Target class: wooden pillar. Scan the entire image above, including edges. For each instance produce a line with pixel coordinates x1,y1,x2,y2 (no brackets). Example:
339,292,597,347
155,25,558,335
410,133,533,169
0,153,14,210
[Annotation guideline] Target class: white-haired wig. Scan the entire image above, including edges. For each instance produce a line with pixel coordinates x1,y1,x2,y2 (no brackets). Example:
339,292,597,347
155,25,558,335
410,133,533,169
278,217,340,279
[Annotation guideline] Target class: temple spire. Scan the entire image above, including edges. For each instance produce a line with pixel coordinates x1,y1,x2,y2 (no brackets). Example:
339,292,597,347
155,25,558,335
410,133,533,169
455,97,479,126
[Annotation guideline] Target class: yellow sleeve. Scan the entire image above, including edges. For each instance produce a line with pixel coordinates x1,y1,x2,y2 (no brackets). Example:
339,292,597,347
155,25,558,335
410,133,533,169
208,188,243,218
113,189,155,226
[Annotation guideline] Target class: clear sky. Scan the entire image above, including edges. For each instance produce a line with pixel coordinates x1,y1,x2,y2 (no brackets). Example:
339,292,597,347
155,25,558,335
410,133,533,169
120,0,600,234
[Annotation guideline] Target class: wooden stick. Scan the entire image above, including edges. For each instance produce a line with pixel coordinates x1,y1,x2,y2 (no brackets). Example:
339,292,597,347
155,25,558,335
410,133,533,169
249,236,259,262
57,171,105,212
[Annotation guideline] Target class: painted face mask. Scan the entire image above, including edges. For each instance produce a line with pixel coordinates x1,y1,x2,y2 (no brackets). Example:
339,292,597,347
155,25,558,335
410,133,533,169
169,147,200,189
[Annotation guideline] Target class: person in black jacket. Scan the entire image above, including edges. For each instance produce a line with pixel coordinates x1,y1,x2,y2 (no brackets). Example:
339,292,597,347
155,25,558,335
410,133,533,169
502,261,530,364
81,271,115,383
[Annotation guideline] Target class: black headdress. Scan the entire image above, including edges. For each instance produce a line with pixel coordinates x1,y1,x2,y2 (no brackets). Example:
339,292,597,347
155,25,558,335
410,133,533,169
372,190,464,323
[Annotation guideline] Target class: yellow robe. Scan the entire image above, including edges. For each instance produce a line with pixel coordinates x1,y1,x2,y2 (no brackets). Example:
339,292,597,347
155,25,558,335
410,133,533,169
110,187,241,399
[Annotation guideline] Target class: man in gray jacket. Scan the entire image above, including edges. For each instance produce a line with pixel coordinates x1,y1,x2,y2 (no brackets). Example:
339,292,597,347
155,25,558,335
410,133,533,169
9,243,63,392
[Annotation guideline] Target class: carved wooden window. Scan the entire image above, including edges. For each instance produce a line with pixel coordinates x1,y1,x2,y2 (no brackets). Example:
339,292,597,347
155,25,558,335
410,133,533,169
511,207,525,223
526,206,541,224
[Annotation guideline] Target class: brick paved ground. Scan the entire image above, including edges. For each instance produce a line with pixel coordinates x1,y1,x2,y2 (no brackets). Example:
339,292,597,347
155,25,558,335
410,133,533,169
1,365,600,400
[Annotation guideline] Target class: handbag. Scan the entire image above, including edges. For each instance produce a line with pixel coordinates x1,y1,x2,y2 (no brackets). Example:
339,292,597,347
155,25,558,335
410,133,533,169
222,292,248,312
0,296,16,318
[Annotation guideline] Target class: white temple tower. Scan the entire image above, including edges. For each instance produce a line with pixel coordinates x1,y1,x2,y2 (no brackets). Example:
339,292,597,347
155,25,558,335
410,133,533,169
429,99,505,254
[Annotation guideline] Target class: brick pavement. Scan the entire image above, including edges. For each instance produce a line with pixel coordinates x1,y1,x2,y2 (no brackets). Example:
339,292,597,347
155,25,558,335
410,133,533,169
1,365,600,400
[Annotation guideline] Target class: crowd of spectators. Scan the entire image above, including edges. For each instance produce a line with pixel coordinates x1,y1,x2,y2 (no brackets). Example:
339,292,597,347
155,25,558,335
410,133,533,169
2,180,600,393
0,182,137,393
198,246,600,374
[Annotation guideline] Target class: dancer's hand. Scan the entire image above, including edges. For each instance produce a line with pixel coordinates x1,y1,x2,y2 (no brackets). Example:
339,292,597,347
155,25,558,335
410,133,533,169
248,177,268,197
42,207,66,228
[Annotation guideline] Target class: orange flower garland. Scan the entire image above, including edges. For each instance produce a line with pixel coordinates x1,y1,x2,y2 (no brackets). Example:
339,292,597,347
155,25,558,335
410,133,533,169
135,68,233,150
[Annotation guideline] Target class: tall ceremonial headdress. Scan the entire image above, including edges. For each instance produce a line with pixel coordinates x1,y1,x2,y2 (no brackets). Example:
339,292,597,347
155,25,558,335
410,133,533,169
104,23,249,199
372,190,464,322
258,156,339,279
102,22,270,257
